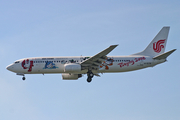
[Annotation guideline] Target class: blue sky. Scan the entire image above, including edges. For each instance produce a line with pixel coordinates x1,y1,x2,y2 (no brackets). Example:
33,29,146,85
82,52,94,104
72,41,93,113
0,0,180,120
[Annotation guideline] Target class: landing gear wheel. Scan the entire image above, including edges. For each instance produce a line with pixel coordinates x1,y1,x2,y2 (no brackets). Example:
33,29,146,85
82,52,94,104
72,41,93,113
89,73,94,78
22,76,26,80
87,77,92,83
87,69,94,83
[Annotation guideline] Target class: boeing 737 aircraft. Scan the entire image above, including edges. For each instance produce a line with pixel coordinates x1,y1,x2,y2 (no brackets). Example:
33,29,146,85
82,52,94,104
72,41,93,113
6,27,176,82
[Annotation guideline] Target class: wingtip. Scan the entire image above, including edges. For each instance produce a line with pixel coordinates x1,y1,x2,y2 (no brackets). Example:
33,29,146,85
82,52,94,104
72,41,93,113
172,49,177,52
163,26,170,29
110,44,119,47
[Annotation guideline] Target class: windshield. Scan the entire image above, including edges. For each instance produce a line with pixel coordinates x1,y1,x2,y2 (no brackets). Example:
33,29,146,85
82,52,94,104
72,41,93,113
14,61,20,64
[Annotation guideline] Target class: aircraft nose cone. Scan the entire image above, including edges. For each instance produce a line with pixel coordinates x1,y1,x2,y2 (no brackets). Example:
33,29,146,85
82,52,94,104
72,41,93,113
6,64,13,71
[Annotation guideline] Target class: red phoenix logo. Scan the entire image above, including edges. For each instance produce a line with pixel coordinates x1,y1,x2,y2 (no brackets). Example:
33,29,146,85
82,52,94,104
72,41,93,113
153,39,165,53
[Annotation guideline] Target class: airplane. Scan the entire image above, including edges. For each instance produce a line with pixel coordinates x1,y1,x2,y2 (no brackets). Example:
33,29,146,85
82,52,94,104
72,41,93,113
6,27,176,83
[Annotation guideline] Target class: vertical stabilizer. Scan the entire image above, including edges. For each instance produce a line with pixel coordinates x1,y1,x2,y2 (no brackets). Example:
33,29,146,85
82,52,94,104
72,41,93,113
133,27,170,57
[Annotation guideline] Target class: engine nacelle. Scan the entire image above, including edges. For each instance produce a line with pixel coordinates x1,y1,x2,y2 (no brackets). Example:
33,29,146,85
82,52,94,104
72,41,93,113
62,73,82,80
64,63,81,72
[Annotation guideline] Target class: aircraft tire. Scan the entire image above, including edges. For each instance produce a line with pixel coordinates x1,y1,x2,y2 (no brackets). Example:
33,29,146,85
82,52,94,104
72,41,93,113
22,77,26,80
89,73,94,78
87,78,92,83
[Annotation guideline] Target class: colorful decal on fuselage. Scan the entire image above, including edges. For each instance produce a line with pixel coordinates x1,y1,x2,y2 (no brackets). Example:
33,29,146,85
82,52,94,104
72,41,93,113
118,57,146,67
153,39,165,53
22,59,34,72
44,61,58,69
100,58,114,70
69,59,76,63
80,57,90,61
60,60,66,64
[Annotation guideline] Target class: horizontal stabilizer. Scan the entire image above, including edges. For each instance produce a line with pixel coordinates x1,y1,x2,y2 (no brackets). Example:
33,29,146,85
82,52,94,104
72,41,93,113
153,49,176,60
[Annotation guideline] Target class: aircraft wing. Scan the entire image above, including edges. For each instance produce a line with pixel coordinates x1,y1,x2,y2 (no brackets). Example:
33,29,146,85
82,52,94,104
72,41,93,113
81,45,118,70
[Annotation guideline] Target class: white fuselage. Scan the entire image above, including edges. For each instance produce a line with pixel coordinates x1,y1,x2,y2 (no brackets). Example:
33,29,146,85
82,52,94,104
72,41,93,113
6,55,165,75
6,27,175,82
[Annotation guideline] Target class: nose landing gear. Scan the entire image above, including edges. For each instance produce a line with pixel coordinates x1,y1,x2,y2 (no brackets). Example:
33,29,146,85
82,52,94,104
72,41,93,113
16,73,26,81
22,76,26,80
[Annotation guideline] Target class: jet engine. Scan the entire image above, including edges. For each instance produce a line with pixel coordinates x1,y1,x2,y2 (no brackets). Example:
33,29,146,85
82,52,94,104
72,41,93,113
62,73,82,80
64,63,81,72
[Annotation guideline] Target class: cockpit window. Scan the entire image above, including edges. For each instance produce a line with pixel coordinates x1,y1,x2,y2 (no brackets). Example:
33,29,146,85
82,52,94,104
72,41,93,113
15,61,20,64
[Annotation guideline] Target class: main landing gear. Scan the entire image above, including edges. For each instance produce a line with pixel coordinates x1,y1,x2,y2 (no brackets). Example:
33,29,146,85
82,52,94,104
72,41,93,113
87,70,94,83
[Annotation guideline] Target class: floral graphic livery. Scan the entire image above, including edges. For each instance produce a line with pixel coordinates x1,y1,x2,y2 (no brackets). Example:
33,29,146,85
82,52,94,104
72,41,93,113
44,61,58,69
100,58,114,70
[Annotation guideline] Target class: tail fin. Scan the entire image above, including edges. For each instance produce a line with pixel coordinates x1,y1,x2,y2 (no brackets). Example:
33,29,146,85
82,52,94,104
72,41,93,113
133,27,170,56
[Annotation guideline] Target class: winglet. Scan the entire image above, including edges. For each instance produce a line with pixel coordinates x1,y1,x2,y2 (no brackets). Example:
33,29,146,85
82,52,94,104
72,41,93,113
111,44,119,47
